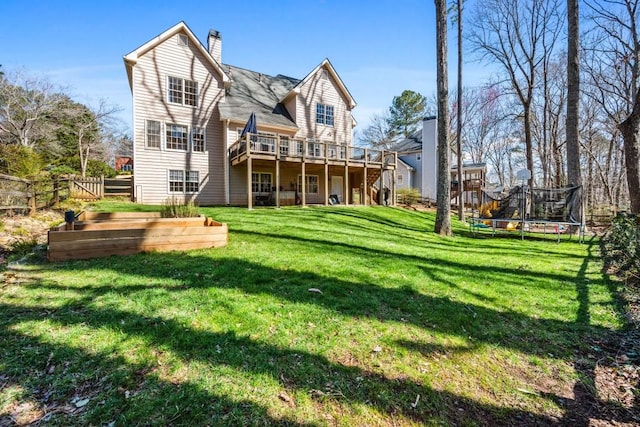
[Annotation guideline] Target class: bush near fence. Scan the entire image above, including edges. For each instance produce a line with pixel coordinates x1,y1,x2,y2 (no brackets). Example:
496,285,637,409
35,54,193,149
601,212,640,283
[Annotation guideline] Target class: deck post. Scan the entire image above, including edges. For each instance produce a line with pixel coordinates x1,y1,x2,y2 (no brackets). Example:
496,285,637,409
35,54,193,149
324,163,329,206
363,148,368,206
247,157,253,210
301,161,306,207
381,150,385,205
276,135,281,208
344,164,349,205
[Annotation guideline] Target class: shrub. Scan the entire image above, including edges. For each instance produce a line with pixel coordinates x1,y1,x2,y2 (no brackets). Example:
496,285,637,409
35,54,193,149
601,212,640,282
160,197,200,218
396,188,422,205
0,145,45,178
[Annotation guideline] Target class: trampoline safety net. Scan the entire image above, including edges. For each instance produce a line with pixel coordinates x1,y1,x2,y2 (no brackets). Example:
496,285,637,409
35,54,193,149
479,185,583,224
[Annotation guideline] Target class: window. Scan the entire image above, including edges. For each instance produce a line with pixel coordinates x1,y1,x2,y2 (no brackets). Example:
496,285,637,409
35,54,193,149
178,34,189,46
298,175,319,194
169,170,184,193
168,76,198,107
191,127,205,152
168,77,183,104
146,120,161,148
252,172,272,193
185,171,200,193
279,135,290,156
398,174,403,184
316,103,334,126
184,79,198,107
169,169,199,193
166,123,188,150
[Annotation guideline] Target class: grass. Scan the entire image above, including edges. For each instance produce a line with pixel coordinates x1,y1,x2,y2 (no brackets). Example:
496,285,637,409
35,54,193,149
0,202,625,426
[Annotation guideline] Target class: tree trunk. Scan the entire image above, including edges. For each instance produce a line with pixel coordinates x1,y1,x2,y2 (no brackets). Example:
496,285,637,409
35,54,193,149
435,0,452,236
457,0,465,222
566,0,581,187
523,104,534,217
619,113,640,213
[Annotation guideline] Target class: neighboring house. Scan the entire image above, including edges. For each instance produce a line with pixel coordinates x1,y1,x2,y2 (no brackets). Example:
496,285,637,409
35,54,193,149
123,21,397,207
390,116,486,205
115,156,133,172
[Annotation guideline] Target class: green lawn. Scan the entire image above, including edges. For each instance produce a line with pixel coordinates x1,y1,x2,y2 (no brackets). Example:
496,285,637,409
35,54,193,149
0,204,624,426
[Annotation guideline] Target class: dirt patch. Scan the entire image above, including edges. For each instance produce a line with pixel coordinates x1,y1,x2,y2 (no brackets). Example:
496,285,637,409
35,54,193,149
0,210,63,265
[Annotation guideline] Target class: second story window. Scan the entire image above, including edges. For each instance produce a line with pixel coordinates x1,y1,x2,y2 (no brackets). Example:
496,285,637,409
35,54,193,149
316,103,334,126
168,76,198,107
191,127,205,152
166,123,188,150
146,120,161,149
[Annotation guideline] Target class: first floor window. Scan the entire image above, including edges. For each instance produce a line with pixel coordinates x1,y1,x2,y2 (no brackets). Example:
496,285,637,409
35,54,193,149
252,172,272,193
169,169,200,193
298,175,319,194
146,120,161,148
191,127,205,152
166,123,188,150
185,171,200,193
169,170,184,192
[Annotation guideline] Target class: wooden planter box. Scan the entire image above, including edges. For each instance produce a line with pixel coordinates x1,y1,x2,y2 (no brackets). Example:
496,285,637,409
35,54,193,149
48,211,228,262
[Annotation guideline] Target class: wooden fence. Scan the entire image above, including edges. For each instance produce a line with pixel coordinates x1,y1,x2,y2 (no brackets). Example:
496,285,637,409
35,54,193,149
0,174,132,215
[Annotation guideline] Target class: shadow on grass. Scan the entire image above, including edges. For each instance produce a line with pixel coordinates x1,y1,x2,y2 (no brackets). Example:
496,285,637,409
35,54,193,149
5,245,629,425
548,238,640,426
1,295,562,426
3,207,633,425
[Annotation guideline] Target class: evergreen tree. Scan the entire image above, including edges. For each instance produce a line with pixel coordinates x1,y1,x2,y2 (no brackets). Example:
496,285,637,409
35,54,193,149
387,90,427,138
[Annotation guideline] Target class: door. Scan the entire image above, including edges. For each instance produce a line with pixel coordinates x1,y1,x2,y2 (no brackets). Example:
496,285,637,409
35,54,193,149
330,176,343,203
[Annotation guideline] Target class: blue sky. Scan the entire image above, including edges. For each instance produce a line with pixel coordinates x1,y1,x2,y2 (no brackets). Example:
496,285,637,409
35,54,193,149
1,0,486,135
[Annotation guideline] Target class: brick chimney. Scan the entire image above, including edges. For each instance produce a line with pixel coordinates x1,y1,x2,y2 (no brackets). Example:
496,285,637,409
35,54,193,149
208,29,222,63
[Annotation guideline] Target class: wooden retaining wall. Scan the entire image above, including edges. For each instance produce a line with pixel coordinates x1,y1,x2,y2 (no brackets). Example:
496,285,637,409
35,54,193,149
48,212,228,262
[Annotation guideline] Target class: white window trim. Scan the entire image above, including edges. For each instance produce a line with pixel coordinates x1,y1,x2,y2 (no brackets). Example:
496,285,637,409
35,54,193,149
177,34,189,47
168,169,185,194
252,172,272,193
166,75,199,108
167,169,200,194
165,123,189,152
145,119,162,150
191,126,206,153
297,174,319,194
185,170,200,194
315,103,334,127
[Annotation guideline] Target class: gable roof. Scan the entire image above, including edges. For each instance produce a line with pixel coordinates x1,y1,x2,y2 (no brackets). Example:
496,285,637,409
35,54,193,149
218,65,299,131
280,59,356,109
122,21,230,90
390,128,422,153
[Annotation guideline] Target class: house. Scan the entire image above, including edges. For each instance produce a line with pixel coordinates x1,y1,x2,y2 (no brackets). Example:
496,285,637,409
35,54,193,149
115,156,133,172
390,116,486,206
123,22,397,208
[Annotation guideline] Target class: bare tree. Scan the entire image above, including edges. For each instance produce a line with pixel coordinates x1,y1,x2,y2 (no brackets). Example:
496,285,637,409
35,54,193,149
584,0,640,213
566,0,582,187
357,112,397,150
453,0,465,221
435,0,452,236
0,69,63,148
59,98,121,177
469,0,563,197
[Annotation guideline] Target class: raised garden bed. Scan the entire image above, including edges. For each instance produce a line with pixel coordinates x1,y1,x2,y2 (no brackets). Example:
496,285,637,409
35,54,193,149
47,211,228,262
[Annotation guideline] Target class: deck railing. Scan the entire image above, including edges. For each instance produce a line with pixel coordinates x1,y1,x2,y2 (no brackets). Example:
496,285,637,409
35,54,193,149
229,133,397,167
